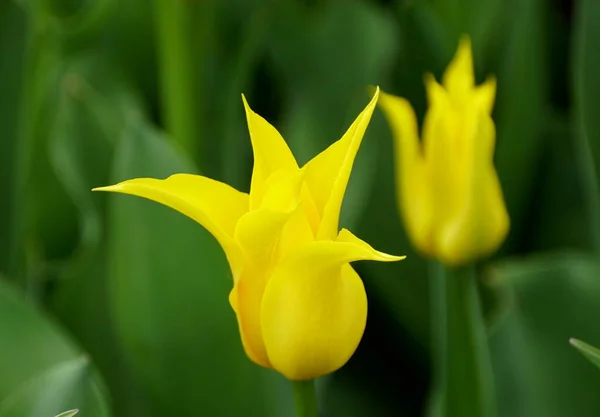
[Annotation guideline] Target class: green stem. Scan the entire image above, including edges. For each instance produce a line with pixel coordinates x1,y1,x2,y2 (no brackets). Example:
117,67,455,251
292,380,318,417
428,262,496,417
153,0,200,160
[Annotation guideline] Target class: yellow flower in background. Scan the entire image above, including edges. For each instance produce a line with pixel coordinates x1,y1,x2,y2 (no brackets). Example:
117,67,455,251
378,37,509,266
94,87,404,380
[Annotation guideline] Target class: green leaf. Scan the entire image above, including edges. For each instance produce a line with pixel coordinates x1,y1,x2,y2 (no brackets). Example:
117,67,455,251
488,252,600,417
520,112,599,252
55,410,79,417
428,0,503,52
47,57,156,417
573,0,600,238
493,0,548,251
106,116,290,416
0,358,107,417
0,280,109,417
0,2,26,274
570,339,600,371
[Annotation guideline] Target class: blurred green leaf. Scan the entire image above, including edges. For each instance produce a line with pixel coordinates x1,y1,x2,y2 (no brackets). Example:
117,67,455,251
570,339,600,371
0,358,107,417
493,0,548,251
106,116,290,417
573,0,600,238
521,112,599,252
55,410,79,417
47,57,156,417
103,0,156,104
8,16,79,291
0,1,26,275
427,0,503,56
488,252,600,417
215,5,270,190
0,280,109,417
393,1,449,116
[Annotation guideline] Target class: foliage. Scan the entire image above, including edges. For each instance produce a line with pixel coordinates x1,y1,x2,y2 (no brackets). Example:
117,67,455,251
1,0,599,416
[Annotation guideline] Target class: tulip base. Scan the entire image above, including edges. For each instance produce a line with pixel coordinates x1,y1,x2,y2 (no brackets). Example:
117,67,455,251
292,379,318,417
427,262,496,417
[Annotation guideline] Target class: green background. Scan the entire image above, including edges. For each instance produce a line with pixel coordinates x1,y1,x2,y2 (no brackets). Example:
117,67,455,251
1,0,600,416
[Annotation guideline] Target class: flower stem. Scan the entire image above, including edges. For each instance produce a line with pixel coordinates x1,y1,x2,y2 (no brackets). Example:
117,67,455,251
292,380,318,417
428,262,496,417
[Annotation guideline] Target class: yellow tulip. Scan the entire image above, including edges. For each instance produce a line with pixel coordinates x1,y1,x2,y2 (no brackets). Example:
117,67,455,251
94,87,404,380
378,37,509,266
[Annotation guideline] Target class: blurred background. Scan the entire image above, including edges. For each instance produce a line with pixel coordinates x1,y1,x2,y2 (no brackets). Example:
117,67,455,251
1,0,600,416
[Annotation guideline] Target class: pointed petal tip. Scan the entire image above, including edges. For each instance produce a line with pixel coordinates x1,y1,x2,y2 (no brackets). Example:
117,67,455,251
486,74,497,84
91,184,119,192
241,93,252,113
363,85,380,110
368,85,380,99
336,228,406,263
453,35,473,65
423,73,442,96
375,253,406,262
458,34,472,49
423,72,437,86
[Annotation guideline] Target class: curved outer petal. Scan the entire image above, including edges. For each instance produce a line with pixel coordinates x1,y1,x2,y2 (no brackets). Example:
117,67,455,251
93,174,248,275
230,169,312,369
260,231,403,380
437,111,509,265
230,207,295,368
303,88,380,240
378,90,433,255
242,95,298,209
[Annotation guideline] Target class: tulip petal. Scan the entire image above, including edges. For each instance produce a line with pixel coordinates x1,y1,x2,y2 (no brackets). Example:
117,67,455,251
442,35,475,96
260,168,304,213
93,174,247,274
304,88,380,240
423,75,469,251
242,95,299,209
336,228,407,263
438,112,509,265
475,76,497,115
378,90,433,255
259,168,315,255
229,207,296,368
261,238,402,380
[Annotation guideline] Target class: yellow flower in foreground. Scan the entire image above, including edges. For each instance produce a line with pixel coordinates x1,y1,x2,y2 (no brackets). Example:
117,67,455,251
378,37,509,266
94,88,404,380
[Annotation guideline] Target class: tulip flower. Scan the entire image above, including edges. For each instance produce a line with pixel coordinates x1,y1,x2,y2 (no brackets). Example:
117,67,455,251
94,87,403,381
378,37,509,266
379,37,507,417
